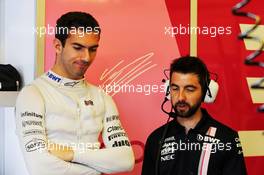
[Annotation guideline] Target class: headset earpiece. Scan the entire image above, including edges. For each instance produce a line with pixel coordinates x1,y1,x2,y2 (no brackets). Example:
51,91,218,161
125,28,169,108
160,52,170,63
163,79,170,100
204,79,219,103
162,72,219,103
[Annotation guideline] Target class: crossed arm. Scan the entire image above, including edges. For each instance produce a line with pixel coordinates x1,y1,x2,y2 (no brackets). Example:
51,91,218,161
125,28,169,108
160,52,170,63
16,85,134,175
48,143,74,162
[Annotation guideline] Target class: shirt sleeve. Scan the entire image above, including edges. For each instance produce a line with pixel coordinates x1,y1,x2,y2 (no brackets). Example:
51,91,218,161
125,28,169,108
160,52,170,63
141,134,156,175
222,132,247,175
73,93,135,174
15,85,101,175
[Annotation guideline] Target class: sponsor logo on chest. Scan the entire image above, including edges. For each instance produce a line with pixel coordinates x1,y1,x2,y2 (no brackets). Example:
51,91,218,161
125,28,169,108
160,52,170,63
197,134,221,144
47,72,61,83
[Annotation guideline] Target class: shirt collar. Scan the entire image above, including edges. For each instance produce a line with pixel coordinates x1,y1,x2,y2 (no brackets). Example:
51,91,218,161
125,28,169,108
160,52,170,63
171,108,211,134
193,108,211,132
44,70,85,88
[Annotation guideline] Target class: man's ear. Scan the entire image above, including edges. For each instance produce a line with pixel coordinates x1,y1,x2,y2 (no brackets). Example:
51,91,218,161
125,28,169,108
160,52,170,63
53,38,63,54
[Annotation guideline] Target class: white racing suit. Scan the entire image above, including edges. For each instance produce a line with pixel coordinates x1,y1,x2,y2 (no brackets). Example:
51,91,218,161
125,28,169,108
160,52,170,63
15,70,135,175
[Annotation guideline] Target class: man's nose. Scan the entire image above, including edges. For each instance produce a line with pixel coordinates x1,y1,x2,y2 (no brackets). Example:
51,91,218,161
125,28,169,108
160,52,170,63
178,90,186,101
81,49,90,62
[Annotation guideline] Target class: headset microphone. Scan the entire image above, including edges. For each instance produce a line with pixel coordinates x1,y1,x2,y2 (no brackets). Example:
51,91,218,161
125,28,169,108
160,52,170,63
161,96,178,119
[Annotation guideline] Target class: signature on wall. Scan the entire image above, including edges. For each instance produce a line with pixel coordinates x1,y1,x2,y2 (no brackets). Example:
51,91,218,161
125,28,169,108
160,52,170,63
99,52,157,96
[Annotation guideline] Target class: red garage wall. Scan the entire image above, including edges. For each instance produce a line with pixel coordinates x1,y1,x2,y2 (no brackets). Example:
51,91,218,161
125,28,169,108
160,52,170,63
42,0,264,174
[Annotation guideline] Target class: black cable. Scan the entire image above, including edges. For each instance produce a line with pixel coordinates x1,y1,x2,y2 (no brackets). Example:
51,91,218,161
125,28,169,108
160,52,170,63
156,98,172,175
163,69,170,79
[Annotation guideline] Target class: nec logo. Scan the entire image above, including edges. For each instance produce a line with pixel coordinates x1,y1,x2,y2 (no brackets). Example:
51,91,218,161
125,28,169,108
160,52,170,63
161,154,175,162
47,72,61,83
197,134,220,144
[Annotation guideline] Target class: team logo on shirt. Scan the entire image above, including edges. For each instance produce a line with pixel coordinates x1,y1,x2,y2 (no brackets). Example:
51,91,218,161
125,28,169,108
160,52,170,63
197,134,221,144
64,81,79,87
235,137,243,154
107,125,123,133
46,72,61,83
22,120,43,128
21,111,43,119
84,100,94,106
164,136,175,142
25,138,45,152
106,115,119,122
108,132,127,141
161,141,176,162
112,140,131,147
160,136,177,162
23,129,44,137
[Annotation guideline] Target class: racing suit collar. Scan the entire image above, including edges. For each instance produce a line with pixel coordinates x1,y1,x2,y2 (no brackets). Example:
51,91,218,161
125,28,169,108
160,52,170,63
45,70,85,88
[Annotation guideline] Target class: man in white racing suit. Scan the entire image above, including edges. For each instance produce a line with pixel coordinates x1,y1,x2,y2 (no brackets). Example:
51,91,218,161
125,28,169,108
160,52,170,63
15,11,135,175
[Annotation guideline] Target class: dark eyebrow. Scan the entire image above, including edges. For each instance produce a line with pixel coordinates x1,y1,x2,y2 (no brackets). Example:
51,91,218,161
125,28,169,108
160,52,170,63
170,84,197,89
72,43,85,48
89,45,99,49
170,83,178,87
185,85,197,89
72,43,99,49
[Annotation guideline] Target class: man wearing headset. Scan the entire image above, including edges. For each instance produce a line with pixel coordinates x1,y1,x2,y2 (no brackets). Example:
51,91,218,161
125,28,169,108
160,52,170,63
141,56,247,175
15,12,134,175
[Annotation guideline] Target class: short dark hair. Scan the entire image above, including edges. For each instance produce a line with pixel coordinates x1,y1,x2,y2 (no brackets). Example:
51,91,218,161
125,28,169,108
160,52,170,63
170,56,210,97
55,11,100,47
